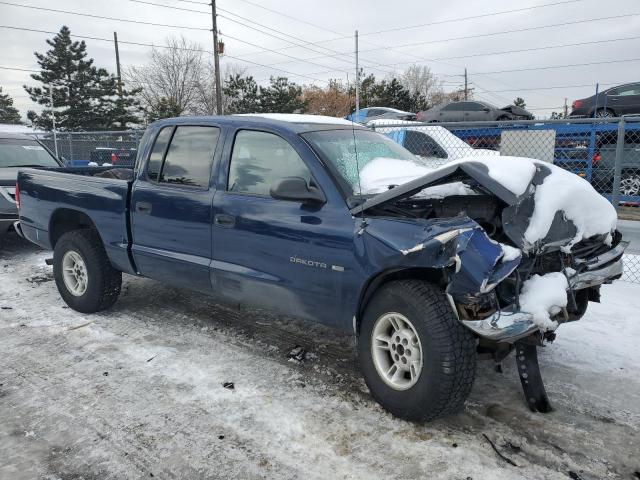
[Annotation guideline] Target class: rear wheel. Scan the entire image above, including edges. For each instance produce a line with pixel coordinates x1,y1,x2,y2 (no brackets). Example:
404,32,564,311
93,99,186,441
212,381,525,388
53,229,122,313
358,280,477,421
620,171,640,196
595,108,615,118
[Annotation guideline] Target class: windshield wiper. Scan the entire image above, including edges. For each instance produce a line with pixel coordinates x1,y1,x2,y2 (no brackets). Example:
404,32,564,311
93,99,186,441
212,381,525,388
1,164,50,168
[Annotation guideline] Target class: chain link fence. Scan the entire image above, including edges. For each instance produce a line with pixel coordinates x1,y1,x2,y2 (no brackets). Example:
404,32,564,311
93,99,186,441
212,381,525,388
33,130,143,167
371,116,640,284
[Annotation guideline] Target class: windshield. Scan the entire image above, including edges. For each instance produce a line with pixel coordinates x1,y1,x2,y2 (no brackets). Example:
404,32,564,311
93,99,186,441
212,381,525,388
0,138,59,167
302,129,417,196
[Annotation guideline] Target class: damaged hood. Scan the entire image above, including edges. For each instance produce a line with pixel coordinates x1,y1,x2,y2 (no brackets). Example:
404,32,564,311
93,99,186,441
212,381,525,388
351,156,617,252
501,105,534,118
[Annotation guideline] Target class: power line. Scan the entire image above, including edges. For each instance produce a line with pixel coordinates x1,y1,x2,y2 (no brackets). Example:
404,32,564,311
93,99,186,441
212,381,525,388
360,0,586,37
129,0,398,76
0,1,210,31
264,12,640,65
465,57,640,76
300,35,640,73
0,25,331,83
0,66,38,73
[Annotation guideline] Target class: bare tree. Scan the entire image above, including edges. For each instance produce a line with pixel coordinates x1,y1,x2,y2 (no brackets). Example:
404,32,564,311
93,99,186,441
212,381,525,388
125,36,207,118
193,63,247,115
398,65,444,107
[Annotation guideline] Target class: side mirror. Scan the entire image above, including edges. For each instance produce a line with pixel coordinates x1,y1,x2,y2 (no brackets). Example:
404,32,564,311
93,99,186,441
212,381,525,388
482,107,491,112
270,176,326,204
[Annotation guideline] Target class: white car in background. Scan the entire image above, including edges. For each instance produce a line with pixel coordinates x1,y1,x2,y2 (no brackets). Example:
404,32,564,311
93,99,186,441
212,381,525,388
368,119,498,167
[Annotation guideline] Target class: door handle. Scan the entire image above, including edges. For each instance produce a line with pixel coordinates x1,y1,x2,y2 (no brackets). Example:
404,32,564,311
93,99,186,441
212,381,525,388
135,201,152,214
214,213,236,228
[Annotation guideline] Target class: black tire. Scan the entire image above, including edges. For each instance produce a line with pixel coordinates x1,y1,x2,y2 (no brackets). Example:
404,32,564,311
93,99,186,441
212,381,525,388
53,229,122,313
358,280,476,421
595,108,615,118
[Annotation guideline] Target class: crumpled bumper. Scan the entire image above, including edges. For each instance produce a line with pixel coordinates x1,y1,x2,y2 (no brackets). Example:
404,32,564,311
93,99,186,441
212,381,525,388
461,241,627,343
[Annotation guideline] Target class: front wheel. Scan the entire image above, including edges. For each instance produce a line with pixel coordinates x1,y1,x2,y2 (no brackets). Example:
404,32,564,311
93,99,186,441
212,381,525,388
53,229,122,313
358,280,477,421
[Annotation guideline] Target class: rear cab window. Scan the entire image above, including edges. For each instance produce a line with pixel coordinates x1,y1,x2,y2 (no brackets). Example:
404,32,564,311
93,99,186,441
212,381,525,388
146,125,220,188
0,138,59,167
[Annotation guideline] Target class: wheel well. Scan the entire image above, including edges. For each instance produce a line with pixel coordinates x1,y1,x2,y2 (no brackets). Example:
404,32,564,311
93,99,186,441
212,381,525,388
49,209,98,248
355,267,446,334
593,107,616,115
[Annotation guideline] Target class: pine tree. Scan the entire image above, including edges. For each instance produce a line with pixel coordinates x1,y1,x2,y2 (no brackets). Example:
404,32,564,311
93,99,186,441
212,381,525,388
223,74,261,114
146,97,184,123
24,26,142,131
0,87,22,124
260,77,305,113
514,97,526,108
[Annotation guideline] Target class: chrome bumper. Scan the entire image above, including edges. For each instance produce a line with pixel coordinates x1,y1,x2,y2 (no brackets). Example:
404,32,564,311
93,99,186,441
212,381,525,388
462,241,628,343
462,310,539,343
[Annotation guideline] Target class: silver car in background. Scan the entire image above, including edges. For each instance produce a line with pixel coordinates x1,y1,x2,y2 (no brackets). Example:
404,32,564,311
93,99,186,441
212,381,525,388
0,132,62,239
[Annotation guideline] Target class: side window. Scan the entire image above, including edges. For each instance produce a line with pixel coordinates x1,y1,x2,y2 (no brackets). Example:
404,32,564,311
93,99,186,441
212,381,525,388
159,126,220,188
616,84,640,96
147,127,173,181
405,131,447,159
466,102,486,111
366,109,383,117
442,103,463,111
228,130,311,196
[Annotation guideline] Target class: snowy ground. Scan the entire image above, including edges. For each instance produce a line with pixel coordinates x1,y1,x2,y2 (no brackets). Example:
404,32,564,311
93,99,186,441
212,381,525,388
1,235,639,480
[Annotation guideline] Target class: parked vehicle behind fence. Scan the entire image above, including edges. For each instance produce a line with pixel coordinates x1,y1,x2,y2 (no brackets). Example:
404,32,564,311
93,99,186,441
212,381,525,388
16,114,626,421
345,107,416,124
417,101,534,123
370,122,498,167
570,82,640,118
0,132,62,239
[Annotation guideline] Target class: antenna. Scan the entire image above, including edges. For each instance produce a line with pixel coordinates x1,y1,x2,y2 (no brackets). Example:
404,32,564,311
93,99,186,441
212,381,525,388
351,29,365,228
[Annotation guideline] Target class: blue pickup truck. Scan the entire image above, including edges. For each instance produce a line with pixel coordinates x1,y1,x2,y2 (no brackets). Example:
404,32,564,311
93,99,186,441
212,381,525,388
16,114,626,421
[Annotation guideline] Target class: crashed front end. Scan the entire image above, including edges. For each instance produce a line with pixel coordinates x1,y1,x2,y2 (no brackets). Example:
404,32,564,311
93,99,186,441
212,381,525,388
438,226,626,343
353,158,627,344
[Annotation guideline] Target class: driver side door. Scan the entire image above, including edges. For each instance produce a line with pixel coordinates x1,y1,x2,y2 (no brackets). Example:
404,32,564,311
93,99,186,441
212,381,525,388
211,129,354,327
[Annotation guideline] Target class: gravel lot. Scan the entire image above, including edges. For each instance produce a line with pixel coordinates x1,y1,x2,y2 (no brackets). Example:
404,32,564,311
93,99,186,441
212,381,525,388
1,234,639,480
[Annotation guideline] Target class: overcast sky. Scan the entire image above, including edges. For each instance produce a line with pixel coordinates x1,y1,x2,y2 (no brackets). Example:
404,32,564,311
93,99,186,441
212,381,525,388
1,0,639,120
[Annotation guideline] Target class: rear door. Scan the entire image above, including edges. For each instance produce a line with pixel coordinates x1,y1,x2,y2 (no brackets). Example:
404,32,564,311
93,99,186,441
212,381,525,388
439,103,464,122
131,124,221,292
464,102,492,121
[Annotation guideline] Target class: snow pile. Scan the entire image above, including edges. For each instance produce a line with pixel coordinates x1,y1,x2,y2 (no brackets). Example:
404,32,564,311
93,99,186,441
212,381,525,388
359,157,431,193
522,162,617,250
236,113,355,126
500,243,521,262
450,155,537,196
359,157,475,196
519,272,569,330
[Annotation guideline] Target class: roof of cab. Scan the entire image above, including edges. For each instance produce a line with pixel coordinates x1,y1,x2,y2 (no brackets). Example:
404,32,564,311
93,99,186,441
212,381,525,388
0,132,37,140
150,113,366,134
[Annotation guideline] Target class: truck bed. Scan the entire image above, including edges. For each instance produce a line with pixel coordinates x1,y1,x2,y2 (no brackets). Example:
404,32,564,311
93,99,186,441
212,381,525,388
17,167,135,274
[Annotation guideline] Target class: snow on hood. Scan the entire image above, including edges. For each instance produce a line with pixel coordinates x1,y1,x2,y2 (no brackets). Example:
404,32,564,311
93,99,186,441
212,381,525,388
523,162,617,250
360,158,475,197
355,155,617,250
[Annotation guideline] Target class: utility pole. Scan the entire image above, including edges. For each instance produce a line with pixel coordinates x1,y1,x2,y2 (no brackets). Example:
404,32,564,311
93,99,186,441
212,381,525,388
211,0,223,115
464,68,468,100
563,98,568,119
113,32,123,96
355,30,360,119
